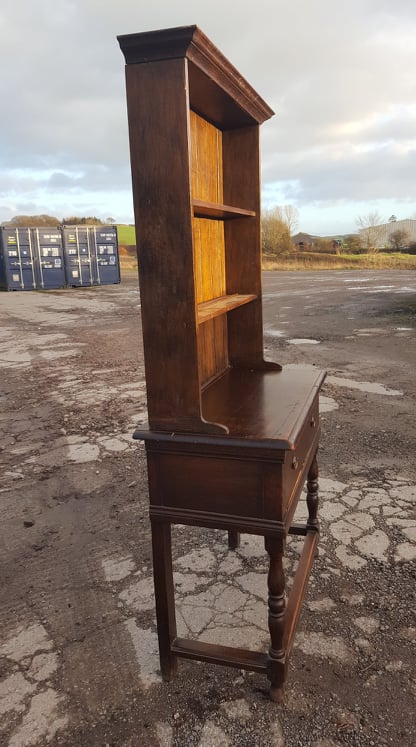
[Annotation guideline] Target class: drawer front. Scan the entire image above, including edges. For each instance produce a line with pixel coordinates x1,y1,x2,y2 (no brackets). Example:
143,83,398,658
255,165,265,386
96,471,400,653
282,396,320,516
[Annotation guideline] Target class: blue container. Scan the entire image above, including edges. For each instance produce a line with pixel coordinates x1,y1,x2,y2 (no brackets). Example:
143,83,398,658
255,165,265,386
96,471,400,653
90,226,120,285
0,227,38,290
61,226,94,286
62,225,120,286
31,228,66,289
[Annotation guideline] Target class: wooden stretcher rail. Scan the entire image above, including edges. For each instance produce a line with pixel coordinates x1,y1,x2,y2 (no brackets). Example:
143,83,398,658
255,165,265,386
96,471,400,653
171,638,269,673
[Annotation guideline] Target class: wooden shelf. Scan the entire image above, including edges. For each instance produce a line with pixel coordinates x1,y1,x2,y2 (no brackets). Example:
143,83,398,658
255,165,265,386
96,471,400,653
197,293,256,324
193,199,255,220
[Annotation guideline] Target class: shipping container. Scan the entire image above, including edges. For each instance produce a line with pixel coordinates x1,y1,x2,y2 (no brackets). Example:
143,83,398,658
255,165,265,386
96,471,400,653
62,225,120,286
0,227,38,290
31,228,66,289
1,225,121,290
90,226,120,285
61,226,94,286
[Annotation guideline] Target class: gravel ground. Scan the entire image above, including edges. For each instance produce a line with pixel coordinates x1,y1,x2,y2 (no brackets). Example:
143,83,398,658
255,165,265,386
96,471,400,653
0,269,415,746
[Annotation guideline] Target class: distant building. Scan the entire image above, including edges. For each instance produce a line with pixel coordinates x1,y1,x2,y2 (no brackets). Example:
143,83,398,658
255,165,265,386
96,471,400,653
291,232,318,250
359,218,416,248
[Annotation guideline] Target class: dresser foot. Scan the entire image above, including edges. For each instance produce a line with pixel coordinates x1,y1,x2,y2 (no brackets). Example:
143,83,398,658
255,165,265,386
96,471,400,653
269,683,284,703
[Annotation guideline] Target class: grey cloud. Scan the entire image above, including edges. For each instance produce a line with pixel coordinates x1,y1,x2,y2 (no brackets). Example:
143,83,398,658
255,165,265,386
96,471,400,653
1,0,416,229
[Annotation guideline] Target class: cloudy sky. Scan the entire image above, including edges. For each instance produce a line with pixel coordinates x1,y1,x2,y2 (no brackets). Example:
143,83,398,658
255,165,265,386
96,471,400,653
1,0,416,235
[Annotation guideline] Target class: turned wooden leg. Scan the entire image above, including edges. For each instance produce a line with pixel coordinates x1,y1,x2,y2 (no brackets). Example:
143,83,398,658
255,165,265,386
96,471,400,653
306,452,319,532
151,521,178,681
228,530,240,550
265,537,286,702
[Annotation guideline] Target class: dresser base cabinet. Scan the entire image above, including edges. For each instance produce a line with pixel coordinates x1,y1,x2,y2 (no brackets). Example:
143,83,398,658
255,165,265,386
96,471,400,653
135,367,325,700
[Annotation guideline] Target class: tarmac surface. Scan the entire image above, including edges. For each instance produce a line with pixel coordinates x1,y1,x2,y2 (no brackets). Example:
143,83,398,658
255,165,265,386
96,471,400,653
0,269,415,746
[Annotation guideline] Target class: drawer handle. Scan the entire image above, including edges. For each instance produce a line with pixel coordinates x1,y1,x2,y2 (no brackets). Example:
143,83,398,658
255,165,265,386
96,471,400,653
310,416,316,428
292,456,299,470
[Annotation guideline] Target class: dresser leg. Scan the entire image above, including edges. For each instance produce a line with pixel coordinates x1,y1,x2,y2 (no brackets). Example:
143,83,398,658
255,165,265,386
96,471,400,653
227,530,240,550
265,537,286,701
306,452,319,532
151,521,178,681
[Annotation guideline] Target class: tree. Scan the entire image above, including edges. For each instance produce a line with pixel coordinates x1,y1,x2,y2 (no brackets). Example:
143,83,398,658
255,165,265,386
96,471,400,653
280,205,299,235
61,216,104,225
6,214,59,227
261,208,293,256
105,216,116,224
343,234,362,254
356,211,384,253
389,229,409,252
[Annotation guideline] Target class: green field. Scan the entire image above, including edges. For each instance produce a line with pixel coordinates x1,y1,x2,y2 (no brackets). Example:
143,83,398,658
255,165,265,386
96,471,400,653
117,224,136,245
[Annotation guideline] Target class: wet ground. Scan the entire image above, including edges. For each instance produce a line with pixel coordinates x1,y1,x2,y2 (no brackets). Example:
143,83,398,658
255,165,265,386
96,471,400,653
0,269,415,746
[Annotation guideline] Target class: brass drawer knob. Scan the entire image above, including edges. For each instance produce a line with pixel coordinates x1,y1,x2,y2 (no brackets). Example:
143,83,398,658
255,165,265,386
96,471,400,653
292,456,299,470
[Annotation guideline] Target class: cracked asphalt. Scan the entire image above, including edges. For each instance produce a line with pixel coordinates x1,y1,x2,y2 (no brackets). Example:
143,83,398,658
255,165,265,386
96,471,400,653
0,269,415,746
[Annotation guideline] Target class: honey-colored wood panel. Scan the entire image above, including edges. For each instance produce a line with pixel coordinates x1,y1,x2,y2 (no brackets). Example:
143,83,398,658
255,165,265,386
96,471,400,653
193,219,225,303
190,111,225,303
198,316,228,386
190,111,223,202
190,111,228,385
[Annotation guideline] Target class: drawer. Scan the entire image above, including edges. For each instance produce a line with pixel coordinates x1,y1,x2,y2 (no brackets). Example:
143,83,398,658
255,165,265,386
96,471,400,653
282,395,320,518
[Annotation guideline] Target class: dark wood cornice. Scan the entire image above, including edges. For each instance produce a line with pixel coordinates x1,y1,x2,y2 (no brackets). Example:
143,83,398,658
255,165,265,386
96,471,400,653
118,25,274,125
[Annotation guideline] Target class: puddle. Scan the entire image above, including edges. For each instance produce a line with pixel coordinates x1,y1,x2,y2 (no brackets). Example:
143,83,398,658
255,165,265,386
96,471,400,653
326,376,403,397
353,328,389,336
265,329,286,338
342,278,370,283
288,338,320,345
320,395,339,413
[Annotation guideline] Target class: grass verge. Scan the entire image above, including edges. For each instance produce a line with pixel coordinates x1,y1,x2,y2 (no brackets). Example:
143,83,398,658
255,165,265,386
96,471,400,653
262,252,416,271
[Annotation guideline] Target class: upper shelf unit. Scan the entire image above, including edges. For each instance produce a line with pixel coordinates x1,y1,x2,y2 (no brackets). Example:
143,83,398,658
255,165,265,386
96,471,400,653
118,25,281,435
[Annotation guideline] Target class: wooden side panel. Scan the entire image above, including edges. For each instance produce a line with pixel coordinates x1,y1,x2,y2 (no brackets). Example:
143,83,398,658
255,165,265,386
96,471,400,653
190,111,228,385
124,59,202,430
222,126,265,367
148,451,264,518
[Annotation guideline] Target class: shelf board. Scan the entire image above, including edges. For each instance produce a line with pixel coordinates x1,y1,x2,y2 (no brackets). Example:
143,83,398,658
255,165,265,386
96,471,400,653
193,199,256,220
197,293,256,324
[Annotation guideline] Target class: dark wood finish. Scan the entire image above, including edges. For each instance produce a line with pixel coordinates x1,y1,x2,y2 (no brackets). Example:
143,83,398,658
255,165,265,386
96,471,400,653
223,125,273,370
118,25,274,128
227,530,240,550
123,58,203,433
306,453,320,530
171,638,268,672
283,524,319,657
119,25,326,702
265,536,286,702
151,522,178,680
